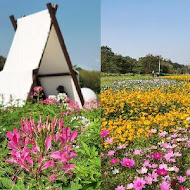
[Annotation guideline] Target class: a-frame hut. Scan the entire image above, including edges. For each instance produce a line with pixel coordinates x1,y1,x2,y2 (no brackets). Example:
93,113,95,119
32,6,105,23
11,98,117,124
0,3,84,107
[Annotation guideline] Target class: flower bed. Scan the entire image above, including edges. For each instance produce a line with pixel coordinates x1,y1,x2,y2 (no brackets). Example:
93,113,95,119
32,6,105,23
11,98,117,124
101,77,190,190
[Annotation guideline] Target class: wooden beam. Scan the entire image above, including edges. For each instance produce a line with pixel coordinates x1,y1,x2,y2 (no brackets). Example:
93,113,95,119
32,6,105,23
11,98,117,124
53,4,58,11
9,15,17,31
38,72,71,78
46,3,85,106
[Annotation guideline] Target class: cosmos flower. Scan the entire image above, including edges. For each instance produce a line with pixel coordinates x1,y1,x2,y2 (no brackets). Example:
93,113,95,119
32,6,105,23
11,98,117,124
133,177,146,190
121,158,135,167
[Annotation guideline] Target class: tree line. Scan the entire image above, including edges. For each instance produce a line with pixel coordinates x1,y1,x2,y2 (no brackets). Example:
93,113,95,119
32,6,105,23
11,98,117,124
101,46,190,74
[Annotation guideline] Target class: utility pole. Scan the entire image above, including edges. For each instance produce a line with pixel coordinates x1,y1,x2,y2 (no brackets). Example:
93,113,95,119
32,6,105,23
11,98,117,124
158,56,161,74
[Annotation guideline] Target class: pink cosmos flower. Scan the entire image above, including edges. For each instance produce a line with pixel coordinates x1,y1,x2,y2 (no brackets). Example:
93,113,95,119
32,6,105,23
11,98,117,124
110,158,118,165
100,129,109,138
179,186,187,190
126,183,133,189
153,152,162,160
159,164,168,170
151,145,157,150
133,177,146,190
100,152,104,157
150,163,158,169
173,166,179,173
186,169,190,176
177,176,186,183
151,129,157,133
107,150,115,157
159,131,168,137
121,158,135,167
160,181,170,190
117,144,126,149
134,149,142,155
137,167,148,174
115,185,125,190
143,160,150,167
148,171,158,182
156,168,168,176
105,137,113,144
145,175,153,185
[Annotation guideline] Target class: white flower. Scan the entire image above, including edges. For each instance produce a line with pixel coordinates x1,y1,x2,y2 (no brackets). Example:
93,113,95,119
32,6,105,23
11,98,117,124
48,95,57,100
137,167,148,174
124,152,129,156
112,168,119,174
57,93,67,102
168,167,175,171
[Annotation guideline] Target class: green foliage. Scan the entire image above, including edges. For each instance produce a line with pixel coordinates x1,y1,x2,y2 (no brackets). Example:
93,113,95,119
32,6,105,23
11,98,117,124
79,69,101,93
101,46,190,74
0,102,101,190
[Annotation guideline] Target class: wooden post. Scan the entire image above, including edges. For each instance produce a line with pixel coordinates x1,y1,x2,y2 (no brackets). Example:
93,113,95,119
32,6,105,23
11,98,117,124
46,3,85,106
9,15,17,31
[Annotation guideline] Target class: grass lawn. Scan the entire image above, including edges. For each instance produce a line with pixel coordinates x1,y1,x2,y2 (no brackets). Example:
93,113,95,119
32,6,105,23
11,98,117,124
101,74,154,87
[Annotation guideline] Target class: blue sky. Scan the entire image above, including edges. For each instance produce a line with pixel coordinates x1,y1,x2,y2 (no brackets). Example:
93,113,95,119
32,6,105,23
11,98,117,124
101,0,190,65
0,0,100,70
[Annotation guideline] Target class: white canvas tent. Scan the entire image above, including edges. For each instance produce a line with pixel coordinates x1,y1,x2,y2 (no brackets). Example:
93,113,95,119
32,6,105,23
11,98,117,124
0,3,84,107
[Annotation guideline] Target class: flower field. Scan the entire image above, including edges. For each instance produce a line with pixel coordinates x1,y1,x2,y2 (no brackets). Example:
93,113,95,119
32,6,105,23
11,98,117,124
101,76,190,190
0,89,100,189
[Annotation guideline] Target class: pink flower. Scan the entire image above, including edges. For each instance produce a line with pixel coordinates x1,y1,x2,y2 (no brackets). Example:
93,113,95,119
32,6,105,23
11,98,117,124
110,158,118,165
6,117,78,181
134,149,142,155
100,152,104,157
50,151,61,159
156,168,168,176
153,152,162,160
45,135,51,152
159,164,168,170
133,177,146,190
105,138,113,144
151,145,157,150
160,181,170,190
148,171,158,182
150,163,158,169
159,131,168,137
107,150,115,157
121,158,135,167
145,175,153,185
50,174,57,182
143,160,150,167
63,163,75,174
177,176,186,183
100,129,109,138
151,129,157,133
137,167,148,174
6,129,21,150
173,166,179,173
115,185,125,190
117,144,126,149
41,160,54,171
179,186,187,190
34,86,43,92
186,169,190,176
126,183,133,189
